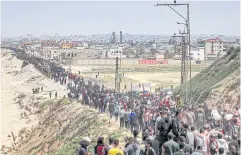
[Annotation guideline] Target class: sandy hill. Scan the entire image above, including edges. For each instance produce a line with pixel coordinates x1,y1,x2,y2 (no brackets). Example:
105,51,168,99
12,99,130,155
1,49,131,155
174,47,240,109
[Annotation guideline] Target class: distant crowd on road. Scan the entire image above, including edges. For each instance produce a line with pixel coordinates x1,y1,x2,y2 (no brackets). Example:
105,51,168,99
9,47,240,155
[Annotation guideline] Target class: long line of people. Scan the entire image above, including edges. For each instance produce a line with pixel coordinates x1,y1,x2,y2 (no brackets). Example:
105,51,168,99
12,48,240,155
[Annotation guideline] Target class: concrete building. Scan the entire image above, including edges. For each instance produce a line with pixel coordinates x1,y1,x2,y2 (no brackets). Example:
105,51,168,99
41,41,59,48
42,48,60,60
30,43,41,49
120,31,123,44
191,47,205,60
83,42,89,48
104,48,126,58
21,42,32,48
144,48,151,53
97,47,127,58
111,32,116,44
204,38,223,60
61,42,72,49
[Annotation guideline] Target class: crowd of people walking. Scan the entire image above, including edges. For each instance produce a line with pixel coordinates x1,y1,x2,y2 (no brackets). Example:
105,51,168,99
9,47,240,155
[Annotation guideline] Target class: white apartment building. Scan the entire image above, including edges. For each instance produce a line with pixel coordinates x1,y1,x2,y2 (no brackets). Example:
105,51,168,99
191,47,205,60
205,38,223,59
99,48,127,59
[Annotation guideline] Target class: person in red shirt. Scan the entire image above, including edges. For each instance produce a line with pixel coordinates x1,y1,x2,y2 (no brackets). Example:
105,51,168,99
144,109,150,128
164,98,170,110
123,102,127,111
159,101,163,108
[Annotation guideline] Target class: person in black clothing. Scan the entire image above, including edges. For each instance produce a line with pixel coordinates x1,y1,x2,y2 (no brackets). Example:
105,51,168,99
94,137,106,155
147,136,160,155
172,110,180,143
156,110,172,155
76,137,91,155
144,140,156,155
133,129,139,144
55,91,58,99
173,143,190,155
180,124,188,138
179,136,193,154
109,102,114,119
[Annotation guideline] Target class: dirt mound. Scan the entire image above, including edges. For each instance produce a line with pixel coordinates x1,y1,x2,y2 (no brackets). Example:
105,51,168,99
174,47,240,110
13,64,46,83
9,99,130,155
207,68,240,110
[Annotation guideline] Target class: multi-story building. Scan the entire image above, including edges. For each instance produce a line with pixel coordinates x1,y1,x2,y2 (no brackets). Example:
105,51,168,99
204,38,223,60
41,41,59,48
61,41,72,49
21,42,32,48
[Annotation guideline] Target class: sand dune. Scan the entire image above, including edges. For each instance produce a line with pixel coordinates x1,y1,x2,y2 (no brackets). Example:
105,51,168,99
0,49,67,149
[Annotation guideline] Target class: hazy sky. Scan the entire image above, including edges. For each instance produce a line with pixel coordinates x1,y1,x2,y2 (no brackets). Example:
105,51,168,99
1,1,240,37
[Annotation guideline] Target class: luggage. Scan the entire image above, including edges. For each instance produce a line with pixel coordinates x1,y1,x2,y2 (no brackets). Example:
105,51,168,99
224,114,233,121
211,110,222,120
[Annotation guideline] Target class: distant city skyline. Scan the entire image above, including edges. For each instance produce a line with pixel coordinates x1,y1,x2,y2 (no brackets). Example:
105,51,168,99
1,1,240,38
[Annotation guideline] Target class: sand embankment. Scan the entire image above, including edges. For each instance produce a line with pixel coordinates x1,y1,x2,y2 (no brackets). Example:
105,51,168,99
0,49,131,155
0,49,67,150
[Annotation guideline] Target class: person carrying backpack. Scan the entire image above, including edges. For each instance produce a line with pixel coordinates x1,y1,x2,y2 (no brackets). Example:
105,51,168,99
124,137,140,155
173,142,190,155
94,137,106,155
144,140,156,155
130,110,139,133
146,136,159,155
76,137,91,155
156,110,172,154
162,133,179,155
208,135,219,155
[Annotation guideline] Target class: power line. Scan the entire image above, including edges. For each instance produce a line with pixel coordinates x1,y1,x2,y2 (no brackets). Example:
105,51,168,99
155,1,192,104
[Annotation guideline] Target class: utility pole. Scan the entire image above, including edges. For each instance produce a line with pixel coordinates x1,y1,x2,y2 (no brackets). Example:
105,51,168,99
119,47,122,92
171,32,187,84
115,57,119,91
155,1,192,104
173,33,177,54
69,53,72,73
187,4,192,104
